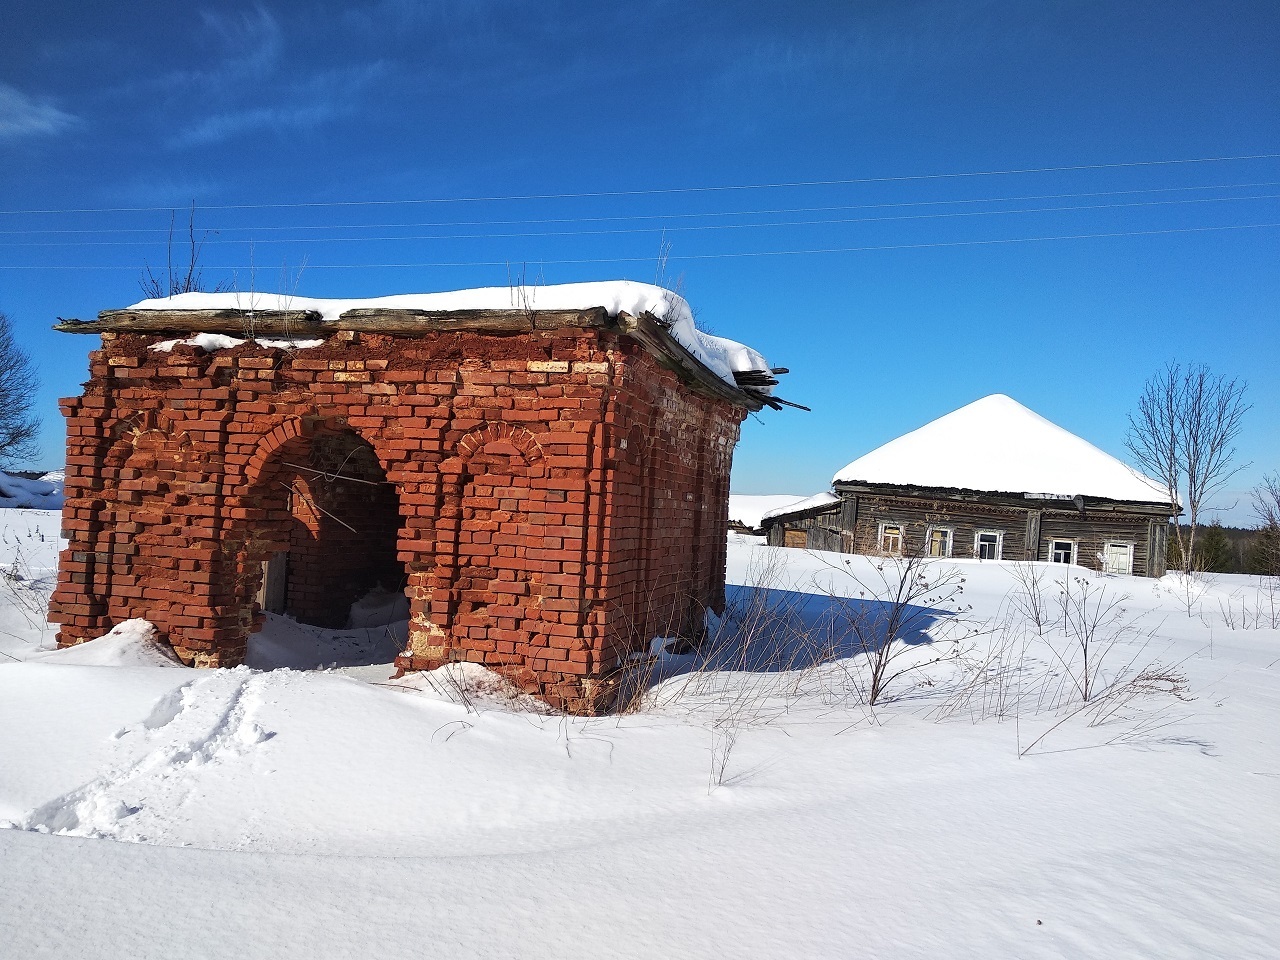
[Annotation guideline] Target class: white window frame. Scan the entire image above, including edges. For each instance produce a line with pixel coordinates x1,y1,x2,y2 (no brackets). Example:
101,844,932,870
926,525,954,558
1049,538,1077,565
877,521,904,556
1102,541,1134,575
974,529,1003,561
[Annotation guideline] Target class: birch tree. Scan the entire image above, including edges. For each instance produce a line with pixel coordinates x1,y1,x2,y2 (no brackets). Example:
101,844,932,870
1126,363,1249,575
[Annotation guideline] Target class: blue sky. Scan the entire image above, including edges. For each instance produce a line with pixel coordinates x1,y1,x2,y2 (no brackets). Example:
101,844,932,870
2,0,1277,521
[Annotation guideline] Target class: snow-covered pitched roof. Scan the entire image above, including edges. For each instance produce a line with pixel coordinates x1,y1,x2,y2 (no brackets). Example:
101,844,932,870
728,494,810,529
128,281,768,391
832,395,1172,505
761,491,840,522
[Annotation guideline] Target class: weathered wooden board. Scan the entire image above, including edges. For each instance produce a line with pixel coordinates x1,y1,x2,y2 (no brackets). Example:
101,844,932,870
56,306,615,337
56,310,324,335
331,307,610,334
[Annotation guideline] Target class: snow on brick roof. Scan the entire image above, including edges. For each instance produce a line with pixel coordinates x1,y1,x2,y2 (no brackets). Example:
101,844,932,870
832,394,1172,505
128,280,769,390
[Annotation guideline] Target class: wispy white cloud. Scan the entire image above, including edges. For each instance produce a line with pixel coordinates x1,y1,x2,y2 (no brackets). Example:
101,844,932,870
170,102,336,149
166,61,388,149
0,83,77,141
195,5,283,82
148,5,386,150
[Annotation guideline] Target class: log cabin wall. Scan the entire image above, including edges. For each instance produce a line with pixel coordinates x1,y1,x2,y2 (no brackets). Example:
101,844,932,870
765,487,1173,577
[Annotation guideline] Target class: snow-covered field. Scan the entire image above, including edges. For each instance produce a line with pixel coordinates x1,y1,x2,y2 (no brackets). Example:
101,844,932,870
2,507,1279,959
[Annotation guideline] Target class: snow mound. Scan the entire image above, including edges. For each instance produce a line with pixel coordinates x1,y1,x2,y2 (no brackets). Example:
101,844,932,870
32,620,182,667
246,613,406,671
129,281,770,389
833,394,1172,504
347,586,410,630
0,471,63,510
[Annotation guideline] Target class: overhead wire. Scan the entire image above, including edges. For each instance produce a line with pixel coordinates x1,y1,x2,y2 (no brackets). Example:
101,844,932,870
1,152,1278,216
3,193,1278,248
0,180,1277,237
2,221,1276,270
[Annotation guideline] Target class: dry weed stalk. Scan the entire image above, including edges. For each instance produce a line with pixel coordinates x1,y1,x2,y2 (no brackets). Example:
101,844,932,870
813,551,971,706
0,521,57,657
1217,578,1280,630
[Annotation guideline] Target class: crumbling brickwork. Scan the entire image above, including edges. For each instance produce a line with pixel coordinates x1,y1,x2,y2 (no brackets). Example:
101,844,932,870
49,316,749,711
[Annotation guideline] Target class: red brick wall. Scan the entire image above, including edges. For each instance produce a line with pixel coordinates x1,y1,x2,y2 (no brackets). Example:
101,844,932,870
49,325,745,711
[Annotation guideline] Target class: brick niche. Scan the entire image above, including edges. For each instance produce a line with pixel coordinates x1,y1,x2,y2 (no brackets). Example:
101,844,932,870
48,304,770,711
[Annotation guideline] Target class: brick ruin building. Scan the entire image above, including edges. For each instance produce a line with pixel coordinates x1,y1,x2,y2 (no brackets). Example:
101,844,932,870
48,283,788,711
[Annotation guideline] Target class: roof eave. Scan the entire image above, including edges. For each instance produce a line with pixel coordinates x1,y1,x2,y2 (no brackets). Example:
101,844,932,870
832,479,1177,513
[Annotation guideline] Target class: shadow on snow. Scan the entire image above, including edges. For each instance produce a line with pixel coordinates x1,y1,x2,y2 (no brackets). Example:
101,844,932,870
649,584,954,685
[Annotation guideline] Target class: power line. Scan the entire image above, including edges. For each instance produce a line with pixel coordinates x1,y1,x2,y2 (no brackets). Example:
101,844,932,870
3,180,1277,237
0,192,1274,249
2,153,1278,216
3,221,1276,269
4,194,1277,249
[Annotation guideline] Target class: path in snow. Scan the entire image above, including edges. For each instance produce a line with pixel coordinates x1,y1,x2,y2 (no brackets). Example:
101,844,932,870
6,669,274,841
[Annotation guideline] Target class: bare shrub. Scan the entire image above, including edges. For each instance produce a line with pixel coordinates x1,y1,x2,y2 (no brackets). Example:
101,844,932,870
929,617,1027,724
815,552,970,706
1217,579,1280,631
1052,575,1140,702
1017,659,1193,757
139,203,229,299
0,521,57,657
1007,561,1056,636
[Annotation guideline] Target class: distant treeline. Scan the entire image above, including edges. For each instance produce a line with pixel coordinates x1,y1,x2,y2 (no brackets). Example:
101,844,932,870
1170,523,1279,575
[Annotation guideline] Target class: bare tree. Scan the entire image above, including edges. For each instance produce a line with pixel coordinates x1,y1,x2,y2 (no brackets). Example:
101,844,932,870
0,312,39,468
139,202,228,299
1252,473,1280,576
1126,363,1250,575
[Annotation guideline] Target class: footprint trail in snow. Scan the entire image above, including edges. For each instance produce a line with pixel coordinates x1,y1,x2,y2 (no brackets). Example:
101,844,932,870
4,668,275,841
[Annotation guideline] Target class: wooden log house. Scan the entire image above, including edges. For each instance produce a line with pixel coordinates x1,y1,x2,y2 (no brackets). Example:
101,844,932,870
760,395,1177,577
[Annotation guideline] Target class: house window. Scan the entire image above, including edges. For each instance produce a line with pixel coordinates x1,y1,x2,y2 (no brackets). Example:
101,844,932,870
1102,542,1133,575
975,530,1002,560
927,527,953,558
1050,539,1076,564
878,523,903,555
783,529,807,549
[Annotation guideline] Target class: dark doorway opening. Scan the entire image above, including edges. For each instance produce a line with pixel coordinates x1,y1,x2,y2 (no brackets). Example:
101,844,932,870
253,429,406,629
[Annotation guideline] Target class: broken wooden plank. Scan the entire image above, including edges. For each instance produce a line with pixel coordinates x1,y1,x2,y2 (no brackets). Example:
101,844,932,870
615,312,764,411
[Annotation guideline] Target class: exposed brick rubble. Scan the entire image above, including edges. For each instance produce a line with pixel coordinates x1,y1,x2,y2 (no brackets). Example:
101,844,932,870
49,318,751,712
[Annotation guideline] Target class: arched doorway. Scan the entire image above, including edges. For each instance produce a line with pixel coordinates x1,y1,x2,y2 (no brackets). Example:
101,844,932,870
243,427,406,630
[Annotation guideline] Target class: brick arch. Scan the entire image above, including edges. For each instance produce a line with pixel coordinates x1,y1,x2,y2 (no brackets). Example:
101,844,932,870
425,422,547,671
243,416,316,490
455,423,544,464
242,415,405,491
